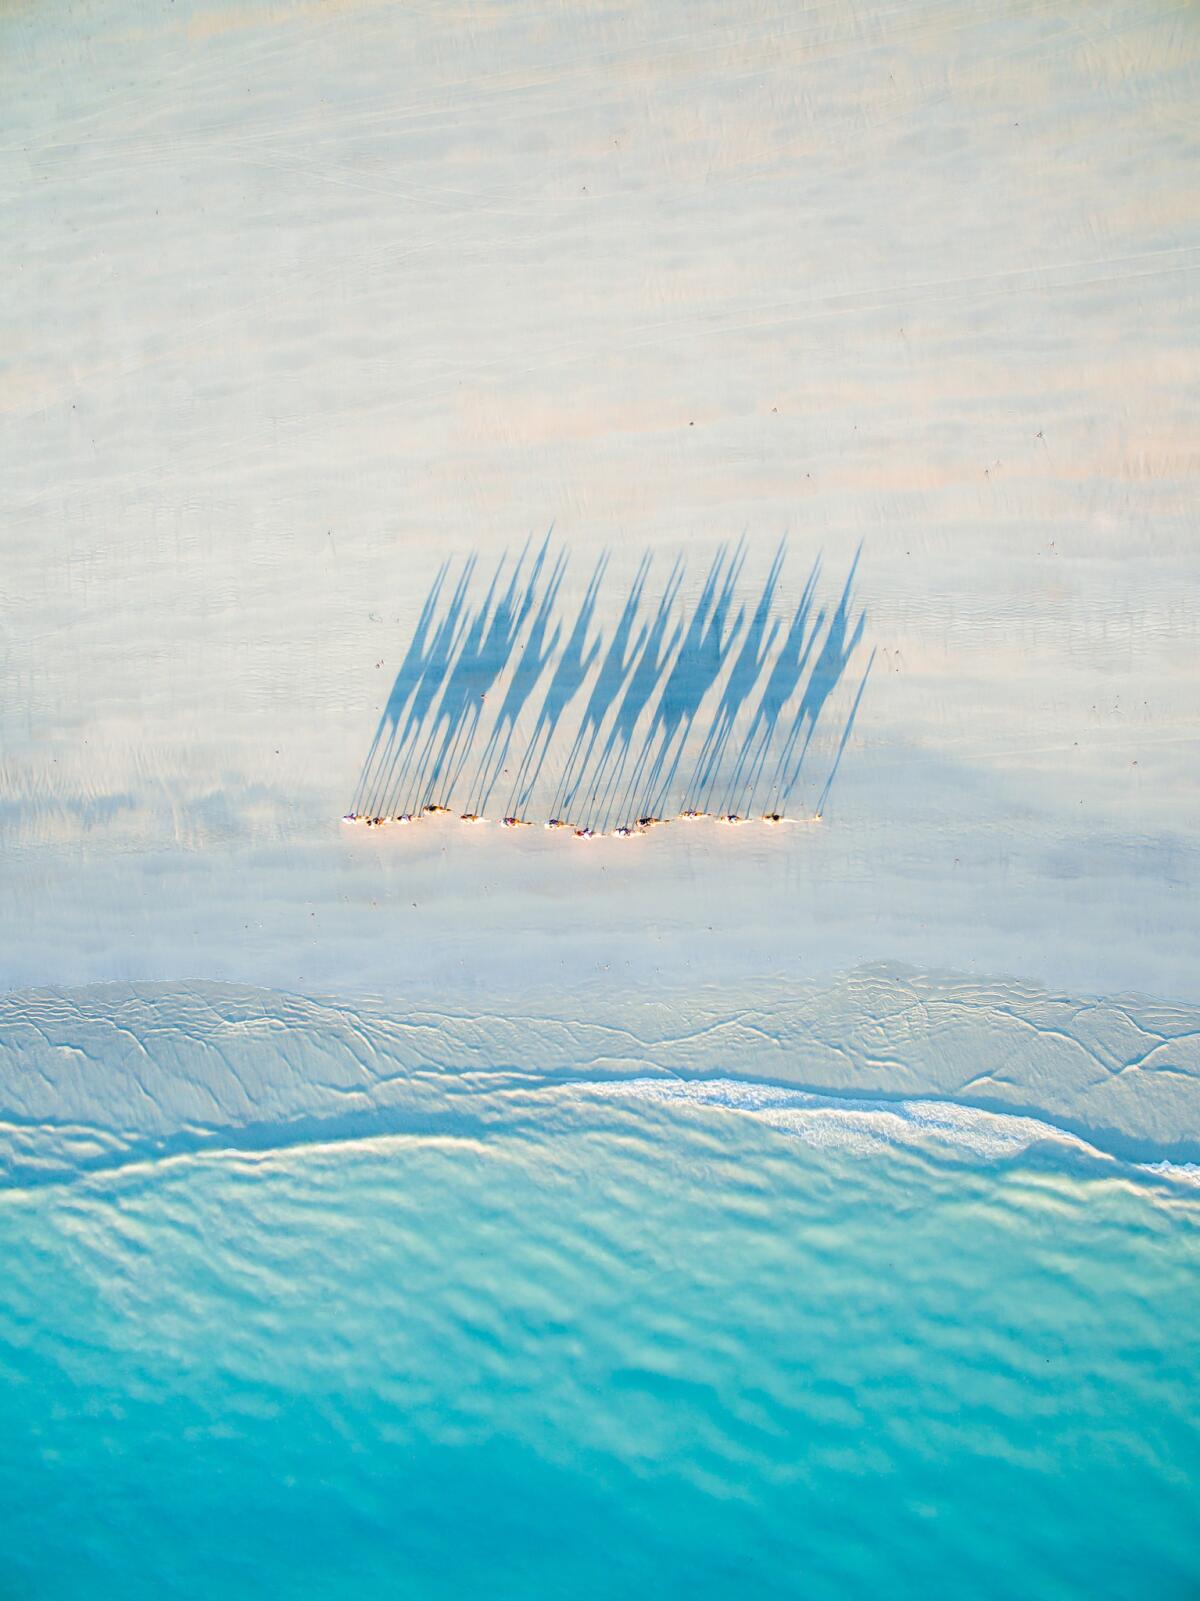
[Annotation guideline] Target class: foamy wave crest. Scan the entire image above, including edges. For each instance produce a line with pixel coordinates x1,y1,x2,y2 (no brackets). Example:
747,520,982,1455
585,1077,1118,1163
1137,1160,1200,1188
585,1077,1200,1188
3,973,1200,1186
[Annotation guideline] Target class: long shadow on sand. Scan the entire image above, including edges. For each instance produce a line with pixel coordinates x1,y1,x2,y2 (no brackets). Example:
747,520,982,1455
350,536,873,828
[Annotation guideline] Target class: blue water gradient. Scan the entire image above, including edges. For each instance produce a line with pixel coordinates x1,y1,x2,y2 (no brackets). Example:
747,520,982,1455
1,1085,1196,1599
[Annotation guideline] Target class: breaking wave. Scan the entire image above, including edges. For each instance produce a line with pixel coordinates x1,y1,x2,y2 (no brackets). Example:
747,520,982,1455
2,965,1199,1187
583,1076,1200,1188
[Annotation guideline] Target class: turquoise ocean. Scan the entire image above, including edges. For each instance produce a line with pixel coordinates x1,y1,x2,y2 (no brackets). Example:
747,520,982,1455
1,1075,1196,1600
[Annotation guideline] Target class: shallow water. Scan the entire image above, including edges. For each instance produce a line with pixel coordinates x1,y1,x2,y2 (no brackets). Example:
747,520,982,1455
1,1085,1195,1600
